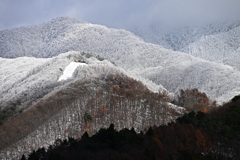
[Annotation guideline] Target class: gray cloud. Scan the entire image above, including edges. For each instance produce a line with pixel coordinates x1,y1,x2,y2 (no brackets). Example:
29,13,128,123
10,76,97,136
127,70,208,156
0,0,240,30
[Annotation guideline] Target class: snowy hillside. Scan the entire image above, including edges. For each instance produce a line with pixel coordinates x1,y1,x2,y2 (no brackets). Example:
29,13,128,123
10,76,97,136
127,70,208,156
1,17,240,103
0,66,182,160
0,51,165,111
0,50,179,160
130,21,240,51
181,25,240,70
130,21,240,71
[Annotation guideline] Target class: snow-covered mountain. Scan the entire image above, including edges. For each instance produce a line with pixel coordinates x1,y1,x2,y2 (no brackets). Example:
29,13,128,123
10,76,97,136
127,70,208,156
0,51,165,111
130,21,240,71
1,16,240,160
0,74,183,159
131,21,240,50
0,52,181,159
181,25,240,70
1,17,240,103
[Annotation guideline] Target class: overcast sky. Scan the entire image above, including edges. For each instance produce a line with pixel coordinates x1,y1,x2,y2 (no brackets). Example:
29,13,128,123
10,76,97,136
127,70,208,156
1,0,240,30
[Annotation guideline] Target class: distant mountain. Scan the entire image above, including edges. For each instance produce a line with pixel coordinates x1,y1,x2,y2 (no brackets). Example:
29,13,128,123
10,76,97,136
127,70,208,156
130,21,240,70
131,21,240,50
181,24,240,70
1,17,240,103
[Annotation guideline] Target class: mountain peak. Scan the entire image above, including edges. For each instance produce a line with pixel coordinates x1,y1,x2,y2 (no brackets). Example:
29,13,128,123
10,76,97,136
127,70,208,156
47,16,87,25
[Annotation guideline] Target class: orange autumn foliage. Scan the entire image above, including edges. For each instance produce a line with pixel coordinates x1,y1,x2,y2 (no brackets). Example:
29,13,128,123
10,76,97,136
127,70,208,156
98,98,107,113
114,85,120,91
201,108,207,113
195,129,206,151
84,123,90,132
102,105,107,112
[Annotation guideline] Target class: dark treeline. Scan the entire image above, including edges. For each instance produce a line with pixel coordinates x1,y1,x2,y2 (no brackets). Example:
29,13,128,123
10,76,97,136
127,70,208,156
23,95,240,160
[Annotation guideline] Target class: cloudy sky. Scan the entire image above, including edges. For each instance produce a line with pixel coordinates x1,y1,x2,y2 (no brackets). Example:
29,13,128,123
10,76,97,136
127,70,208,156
1,0,240,30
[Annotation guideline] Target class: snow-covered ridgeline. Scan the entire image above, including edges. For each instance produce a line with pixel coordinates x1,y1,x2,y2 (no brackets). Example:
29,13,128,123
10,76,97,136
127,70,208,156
131,20,240,51
1,17,240,103
0,54,70,109
0,51,168,112
181,25,240,70
130,20,240,71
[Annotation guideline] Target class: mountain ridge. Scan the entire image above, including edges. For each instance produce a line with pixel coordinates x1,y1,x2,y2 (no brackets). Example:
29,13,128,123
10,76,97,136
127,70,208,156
130,20,240,70
1,17,240,103
0,51,166,111
1,16,240,160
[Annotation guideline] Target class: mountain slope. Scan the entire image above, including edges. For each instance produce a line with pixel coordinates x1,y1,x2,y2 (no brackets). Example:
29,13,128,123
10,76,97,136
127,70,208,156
181,25,240,70
130,21,240,70
1,17,240,103
0,73,183,159
131,21,240,50
1,17,240,160
0,51,165,111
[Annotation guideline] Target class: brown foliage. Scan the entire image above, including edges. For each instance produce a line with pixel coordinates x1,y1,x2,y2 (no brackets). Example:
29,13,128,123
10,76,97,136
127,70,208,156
177,89,212,112
195,129,206,151
200,108,207,113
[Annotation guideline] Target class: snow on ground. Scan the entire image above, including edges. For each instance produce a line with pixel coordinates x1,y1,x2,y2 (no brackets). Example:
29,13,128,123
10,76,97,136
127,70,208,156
0,55,69,109
181,25,240,70
1,17,240,103
0,51,167,110
58,62,87,82
167,103,186,114
130,21,240,71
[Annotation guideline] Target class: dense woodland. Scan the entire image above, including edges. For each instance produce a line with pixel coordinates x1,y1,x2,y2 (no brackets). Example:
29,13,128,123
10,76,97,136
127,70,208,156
22,95,240,160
